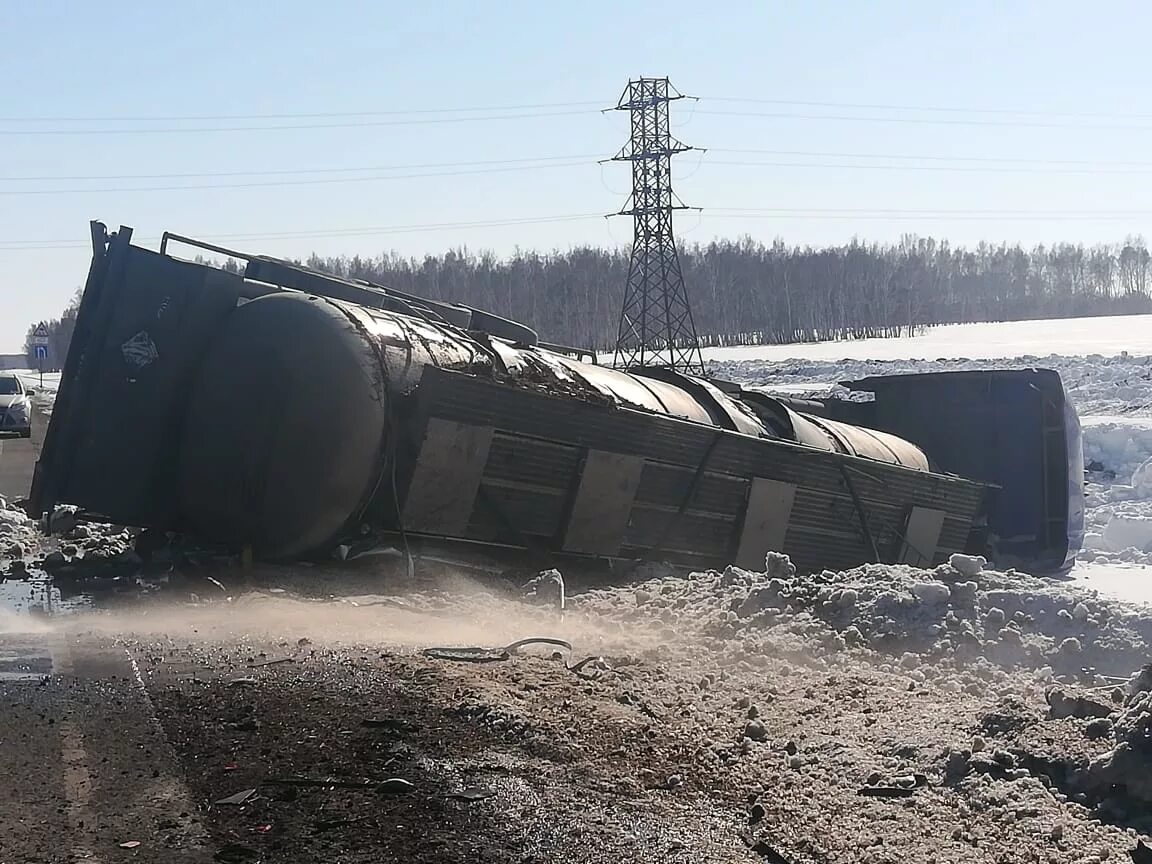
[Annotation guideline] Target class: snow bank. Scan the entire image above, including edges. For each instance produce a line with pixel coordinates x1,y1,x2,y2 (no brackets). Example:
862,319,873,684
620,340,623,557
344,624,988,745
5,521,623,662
1083,418,1152,483
578,554,1152,682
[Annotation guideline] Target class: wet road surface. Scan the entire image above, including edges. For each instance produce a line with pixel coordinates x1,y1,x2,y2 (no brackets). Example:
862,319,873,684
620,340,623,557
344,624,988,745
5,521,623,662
0,434,35,502
0,629,211,862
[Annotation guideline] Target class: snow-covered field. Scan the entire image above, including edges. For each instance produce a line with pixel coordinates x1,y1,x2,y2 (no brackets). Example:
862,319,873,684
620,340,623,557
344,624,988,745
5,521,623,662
704,313,1152,605
702,313,1152,363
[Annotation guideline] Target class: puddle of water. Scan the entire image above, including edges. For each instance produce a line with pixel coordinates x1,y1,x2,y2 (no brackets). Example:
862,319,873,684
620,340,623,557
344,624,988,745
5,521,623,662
0,573,92,624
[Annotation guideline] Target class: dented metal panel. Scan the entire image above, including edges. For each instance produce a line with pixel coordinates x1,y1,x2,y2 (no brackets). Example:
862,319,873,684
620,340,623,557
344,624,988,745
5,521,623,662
554,358,671,413
403,419,493,534
562,450,645,555
901,506,947,567
735,478,797,570
630,367,767,436
807,416,930,470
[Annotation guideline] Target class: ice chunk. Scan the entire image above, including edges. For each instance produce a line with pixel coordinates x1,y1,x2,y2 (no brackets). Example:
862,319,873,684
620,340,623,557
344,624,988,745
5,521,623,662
949,553,986,578
911,581,950,605
0,509,29,527
1102,514,1152,553
1134,457,1152,499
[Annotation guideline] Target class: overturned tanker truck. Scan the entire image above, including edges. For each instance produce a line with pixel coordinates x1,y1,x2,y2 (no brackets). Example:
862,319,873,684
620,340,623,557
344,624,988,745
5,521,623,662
31,223,1085,576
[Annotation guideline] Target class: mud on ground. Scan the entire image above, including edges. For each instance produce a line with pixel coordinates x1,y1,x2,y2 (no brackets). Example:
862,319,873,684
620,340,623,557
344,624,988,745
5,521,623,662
5,554,1152,863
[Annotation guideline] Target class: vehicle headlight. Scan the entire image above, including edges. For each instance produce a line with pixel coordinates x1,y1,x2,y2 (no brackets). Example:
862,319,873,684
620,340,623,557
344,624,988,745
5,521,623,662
8,399,29,421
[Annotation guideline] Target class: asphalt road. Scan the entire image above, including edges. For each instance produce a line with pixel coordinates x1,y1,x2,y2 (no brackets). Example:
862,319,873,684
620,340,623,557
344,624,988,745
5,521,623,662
0,434,35,502
0,401,47,502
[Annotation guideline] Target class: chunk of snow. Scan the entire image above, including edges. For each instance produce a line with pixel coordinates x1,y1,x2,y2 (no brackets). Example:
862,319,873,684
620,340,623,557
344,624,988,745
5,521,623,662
949,554,986,578
1134,457,1152,499
1102,514,1152,553
911,581,950,606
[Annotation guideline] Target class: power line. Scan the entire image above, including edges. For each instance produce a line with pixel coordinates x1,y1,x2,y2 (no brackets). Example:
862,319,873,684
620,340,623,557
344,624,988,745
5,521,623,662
704,158,1152,176
0,159,594,196
712,206,1152,214
0,213,605,251
704,96,1152,122
7,207,1152,254
0,100,604,123
704,207,1152,221
1,153,600,182
3,96,1144,125
10,148,1148,184
0,108,599,136
696,109,1152,132
709,147,1152,168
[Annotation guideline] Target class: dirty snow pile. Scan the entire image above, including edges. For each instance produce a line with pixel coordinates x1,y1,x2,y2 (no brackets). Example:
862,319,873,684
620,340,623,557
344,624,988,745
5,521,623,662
1075,671,1152,804
0,495,38,564
1082,456,1152,569
578,552,1152,684
0,504,137,580
578,551,1152,817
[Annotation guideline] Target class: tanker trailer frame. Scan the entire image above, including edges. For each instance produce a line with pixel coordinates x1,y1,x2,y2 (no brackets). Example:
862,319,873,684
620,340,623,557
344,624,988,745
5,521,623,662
30,223,1082,576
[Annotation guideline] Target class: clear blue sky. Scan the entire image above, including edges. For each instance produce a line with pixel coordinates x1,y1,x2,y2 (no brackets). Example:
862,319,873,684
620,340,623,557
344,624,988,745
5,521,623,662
3,0,1151,350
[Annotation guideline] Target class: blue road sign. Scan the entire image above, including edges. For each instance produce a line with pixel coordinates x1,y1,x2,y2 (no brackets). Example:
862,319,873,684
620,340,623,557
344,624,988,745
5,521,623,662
34,345,48,360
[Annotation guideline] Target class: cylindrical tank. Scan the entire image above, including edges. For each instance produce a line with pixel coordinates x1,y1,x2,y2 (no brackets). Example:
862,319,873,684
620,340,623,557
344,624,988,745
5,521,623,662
178,290,928,558
179,294,388,557
180,292,493,558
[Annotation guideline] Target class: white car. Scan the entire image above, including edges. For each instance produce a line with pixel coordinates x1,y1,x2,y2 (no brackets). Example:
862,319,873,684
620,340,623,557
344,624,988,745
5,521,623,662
0,373,32,438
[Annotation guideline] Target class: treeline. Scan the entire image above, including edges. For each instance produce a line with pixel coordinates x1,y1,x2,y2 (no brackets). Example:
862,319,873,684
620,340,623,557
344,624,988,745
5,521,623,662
27,236,1152,364
21,288,80,370
304,235,1152,350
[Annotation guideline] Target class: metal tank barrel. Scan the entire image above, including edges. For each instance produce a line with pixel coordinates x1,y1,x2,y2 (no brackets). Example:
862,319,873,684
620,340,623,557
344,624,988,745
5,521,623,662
178,289,930,558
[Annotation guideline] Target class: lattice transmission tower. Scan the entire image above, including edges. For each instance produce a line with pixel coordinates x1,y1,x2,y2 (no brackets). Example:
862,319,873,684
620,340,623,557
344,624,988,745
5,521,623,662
608,77,705,374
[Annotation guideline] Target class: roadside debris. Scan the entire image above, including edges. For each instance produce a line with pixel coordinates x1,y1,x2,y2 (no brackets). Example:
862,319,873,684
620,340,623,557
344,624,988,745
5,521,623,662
858,785,916,798
246,657,295,668
1082,686,1152,804
1046,686,1113,720
522,568,566,611
377,778,415,794
214,788,258,806
263,776,413,794
447,786,495,802
422,637,572,663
